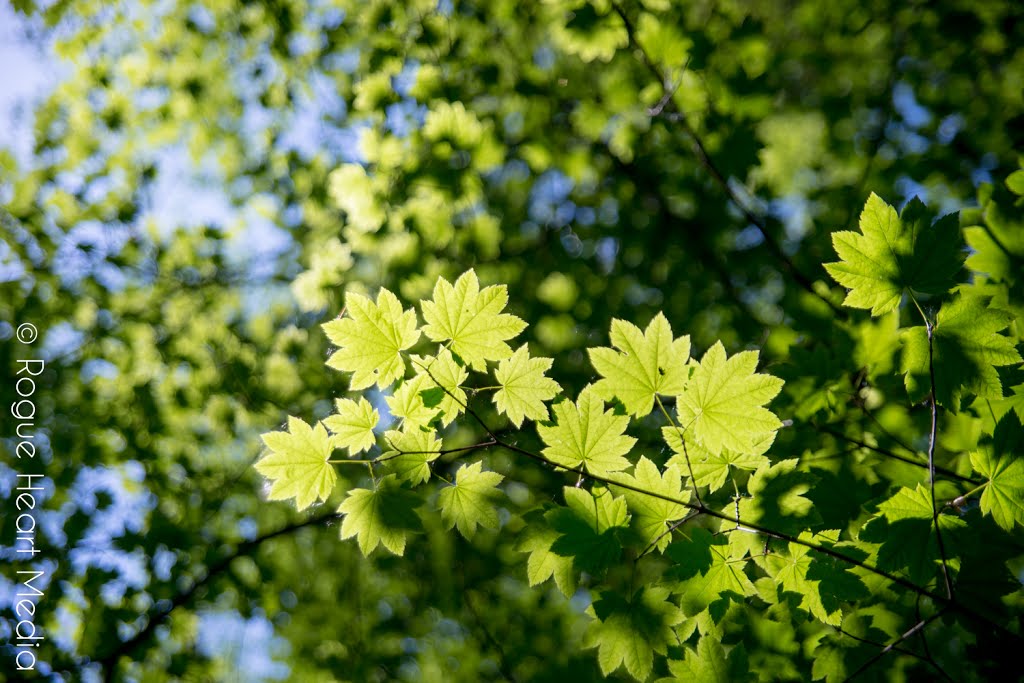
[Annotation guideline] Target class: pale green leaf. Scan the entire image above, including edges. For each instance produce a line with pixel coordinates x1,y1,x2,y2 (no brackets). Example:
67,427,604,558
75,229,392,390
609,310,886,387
438,461,505,539
663,636,733,683
420,269,527,370
662,426,769,492
381,426,442,484
547,485,630,574
323,396,379,454
256,416,337,511
515,510,577,596
971,417,1024,531
584,586,684,681
611,456,689,553
322,288,421,390
588,312,691,417
338,474,422,556
387,350,468,428
494,344,560,427
538,384,637,477
675,342,784,456
825,193,965,315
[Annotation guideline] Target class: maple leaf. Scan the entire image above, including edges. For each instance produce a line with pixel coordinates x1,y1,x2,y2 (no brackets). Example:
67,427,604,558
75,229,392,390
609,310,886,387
337,474,422,556
584,586,685,681
758,530,867,626
675,342,784,456
515,509,577,596
901,293,1022,410
323,396,378,454
588,312,691,417
964,193,1024,284
825,193,965,315
493,344,560,427
611,456,689,553
256,416,337,511
438,461,505,539
547,485,630,574
380,426,442,485
322,288,421,390
662,426,769,493
738,459,820,536
420,269,527,370
385,372,437,427
860,484,966,585
538,384,637,477
971,413,1024,531
661,636,746,683
668,531,757,615
387,350,468,428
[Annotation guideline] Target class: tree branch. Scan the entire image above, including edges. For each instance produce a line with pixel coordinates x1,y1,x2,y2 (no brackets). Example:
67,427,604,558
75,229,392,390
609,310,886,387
94,511,341,680
610,0,844,316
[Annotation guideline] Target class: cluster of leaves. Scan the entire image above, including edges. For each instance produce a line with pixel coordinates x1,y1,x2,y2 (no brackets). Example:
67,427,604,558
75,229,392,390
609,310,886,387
5,0,1024,679
257,182,1024,682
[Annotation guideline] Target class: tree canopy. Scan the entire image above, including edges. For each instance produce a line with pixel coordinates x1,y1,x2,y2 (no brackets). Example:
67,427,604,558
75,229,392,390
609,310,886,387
2,0,1024,681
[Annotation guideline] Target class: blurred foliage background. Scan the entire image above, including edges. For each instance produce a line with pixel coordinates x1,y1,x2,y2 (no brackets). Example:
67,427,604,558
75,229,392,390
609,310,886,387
1,0,1022,680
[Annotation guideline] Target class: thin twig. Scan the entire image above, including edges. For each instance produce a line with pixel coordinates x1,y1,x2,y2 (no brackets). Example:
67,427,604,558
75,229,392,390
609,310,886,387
816,424,980,484
844,609,947,681
610,0,843,316
924,314,954,600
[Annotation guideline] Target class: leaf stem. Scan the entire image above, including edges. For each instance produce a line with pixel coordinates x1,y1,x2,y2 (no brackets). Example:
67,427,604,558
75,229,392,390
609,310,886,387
656,395,704,508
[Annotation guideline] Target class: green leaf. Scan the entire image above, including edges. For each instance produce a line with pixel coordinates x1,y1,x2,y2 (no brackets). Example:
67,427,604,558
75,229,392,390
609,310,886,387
671,532,756,616
759,530,866,626
1006,170,1024,195
662,427,769,493
971,414,1024,531
738,459,819,535
876,483,936,522
381,426,442,485
493,344,560,427
611,456,690,553
675,342,784,456
385,372,438,427
387,350,468,428
438,461,505,539
825,193,965,315
420,269,527,371
584,586,685,681
515,509,577,597
337,474,422,556
662,636,738,683
588,312,691,417
538,384,637,477
965,191,1024,283
323,397,379,454
901,294,1022,410
322,288,421,390
256,417,337,511
860,484,966,584
548,485,630,574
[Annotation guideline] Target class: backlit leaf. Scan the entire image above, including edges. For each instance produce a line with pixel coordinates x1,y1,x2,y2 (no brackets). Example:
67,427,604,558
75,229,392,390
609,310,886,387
825,193,964,315
589,312,691,417
322,288,421,390
420,269,527,370
256,416,337,511
538,385,637,477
